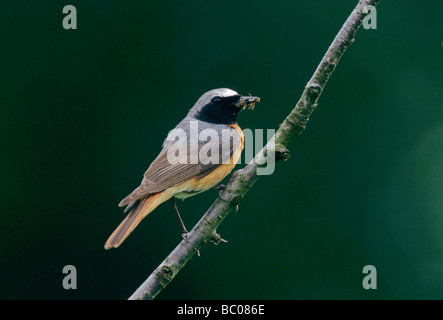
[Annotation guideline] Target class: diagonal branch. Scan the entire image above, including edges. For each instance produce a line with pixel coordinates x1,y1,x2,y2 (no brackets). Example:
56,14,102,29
128,0,382,300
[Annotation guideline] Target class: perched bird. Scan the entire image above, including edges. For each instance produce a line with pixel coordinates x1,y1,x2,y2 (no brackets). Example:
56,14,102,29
105,88,260,249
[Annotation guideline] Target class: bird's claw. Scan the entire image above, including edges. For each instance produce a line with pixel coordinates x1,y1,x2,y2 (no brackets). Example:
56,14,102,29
181,232,200,256
213,184,229,201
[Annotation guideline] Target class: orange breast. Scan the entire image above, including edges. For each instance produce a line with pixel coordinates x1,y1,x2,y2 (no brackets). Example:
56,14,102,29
172,123,244,199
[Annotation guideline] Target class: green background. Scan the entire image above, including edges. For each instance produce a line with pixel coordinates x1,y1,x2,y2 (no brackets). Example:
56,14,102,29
1,1,443,299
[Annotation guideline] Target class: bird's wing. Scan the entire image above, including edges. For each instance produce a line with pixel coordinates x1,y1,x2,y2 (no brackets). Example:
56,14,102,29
118,124,241,208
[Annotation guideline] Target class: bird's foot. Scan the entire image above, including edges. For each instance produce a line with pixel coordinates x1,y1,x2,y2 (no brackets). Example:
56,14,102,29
181,232,200,256
212,184,226,191
212,184,229,201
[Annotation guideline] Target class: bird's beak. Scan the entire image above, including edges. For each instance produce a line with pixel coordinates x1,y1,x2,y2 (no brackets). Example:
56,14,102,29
235,95,261,110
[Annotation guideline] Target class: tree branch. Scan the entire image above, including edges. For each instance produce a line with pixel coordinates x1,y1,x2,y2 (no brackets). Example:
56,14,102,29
128,0,381,300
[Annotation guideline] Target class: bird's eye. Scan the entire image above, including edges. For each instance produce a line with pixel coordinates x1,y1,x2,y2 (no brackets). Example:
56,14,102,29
212,96,222,105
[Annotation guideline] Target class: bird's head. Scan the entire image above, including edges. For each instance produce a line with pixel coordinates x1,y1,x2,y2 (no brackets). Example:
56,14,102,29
187,88,260,124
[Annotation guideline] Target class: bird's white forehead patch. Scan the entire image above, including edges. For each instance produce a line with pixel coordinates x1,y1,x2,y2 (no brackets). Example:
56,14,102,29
214,88,238,98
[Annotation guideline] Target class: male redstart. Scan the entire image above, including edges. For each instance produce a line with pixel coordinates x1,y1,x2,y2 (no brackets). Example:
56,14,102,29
105,88,260,249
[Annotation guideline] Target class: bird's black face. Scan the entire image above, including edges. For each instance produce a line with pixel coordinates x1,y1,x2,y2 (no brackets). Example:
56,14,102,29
189,88,260,124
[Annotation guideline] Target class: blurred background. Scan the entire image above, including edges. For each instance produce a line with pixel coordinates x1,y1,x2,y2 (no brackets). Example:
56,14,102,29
1,1,442,299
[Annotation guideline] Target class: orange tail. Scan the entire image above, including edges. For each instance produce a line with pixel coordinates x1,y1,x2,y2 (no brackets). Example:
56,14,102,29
104,192,168,249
